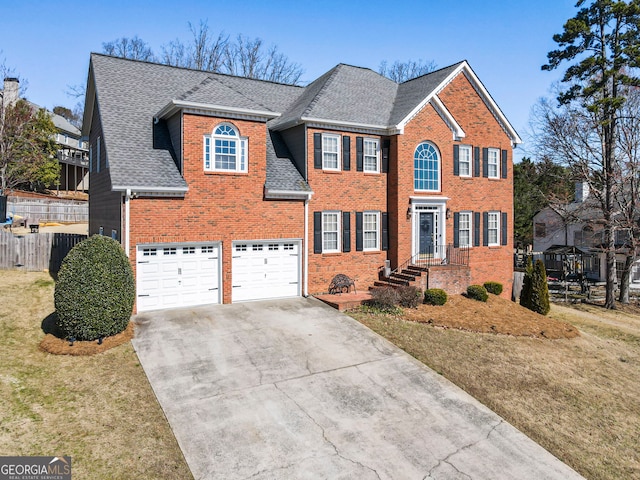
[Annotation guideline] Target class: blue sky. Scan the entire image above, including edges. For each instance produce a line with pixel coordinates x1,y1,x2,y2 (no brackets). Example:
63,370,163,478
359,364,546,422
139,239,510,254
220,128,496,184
0,0,579,159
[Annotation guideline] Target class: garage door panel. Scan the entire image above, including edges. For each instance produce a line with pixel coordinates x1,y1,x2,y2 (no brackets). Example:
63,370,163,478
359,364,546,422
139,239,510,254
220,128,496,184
137,243,221,312
232,241,300,302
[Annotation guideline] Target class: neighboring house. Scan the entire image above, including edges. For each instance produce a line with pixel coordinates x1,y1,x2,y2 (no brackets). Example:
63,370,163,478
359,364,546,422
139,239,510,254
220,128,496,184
82,54,521,312
533,183,639,284
1,77,89,194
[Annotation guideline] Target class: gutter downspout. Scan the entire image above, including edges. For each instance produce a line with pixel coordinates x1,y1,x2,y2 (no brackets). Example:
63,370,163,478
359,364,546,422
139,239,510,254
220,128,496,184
304,197,309,297
125,189,131,257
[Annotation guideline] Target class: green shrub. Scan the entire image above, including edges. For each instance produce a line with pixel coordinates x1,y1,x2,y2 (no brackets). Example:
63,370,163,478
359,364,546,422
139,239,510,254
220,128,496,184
483,281,503,295
368,286,400,313
55,235,135,341
529,259,551,315
397,285,422,308
424,288,447,306
467,284,488,302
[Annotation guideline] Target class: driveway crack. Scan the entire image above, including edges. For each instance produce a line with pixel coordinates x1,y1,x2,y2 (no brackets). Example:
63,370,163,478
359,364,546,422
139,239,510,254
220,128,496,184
273,383,382,479
423,419,503,479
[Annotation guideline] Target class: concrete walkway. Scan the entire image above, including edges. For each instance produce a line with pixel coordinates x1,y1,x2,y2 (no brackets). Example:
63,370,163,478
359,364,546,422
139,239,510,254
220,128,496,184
131,297,584,480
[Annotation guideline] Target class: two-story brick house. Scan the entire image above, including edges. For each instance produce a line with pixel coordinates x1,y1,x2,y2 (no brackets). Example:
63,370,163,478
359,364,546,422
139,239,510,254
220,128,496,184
83,54,521,312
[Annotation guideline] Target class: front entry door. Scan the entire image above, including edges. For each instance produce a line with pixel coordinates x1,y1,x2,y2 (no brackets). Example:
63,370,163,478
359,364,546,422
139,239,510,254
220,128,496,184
419,212,434,255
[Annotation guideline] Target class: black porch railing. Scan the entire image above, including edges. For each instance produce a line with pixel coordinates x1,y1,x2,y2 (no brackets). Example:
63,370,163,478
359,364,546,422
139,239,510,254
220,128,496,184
390,244,470,276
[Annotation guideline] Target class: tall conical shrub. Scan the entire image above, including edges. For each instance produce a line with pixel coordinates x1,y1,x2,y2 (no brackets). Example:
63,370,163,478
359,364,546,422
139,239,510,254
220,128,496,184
530,259,551,315
519,255,533,309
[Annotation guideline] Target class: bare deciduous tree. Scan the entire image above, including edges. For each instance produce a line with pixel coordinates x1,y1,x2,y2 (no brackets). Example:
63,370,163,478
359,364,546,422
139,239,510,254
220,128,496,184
378,59,437,82
102,36,156,62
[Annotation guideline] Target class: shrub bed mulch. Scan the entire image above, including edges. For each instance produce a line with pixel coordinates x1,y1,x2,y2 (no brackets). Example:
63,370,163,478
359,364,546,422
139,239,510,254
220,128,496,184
39,322,134,355
403,294,579,339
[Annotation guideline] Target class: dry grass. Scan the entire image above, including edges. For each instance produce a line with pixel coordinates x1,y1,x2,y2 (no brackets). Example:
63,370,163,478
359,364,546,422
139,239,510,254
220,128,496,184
350,295,640,480
0,270,192,479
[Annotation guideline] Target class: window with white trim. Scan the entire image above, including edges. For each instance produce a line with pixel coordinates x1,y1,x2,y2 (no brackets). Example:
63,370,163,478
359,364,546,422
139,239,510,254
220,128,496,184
459,212,472,247
363,211,380,251
322,134,340,170
488,148,499,178
459,145,472,177
487,211,500,246
96,136,101,173
414,142,440,191
204,123,248,172
363,138,380,173
322,211,340,252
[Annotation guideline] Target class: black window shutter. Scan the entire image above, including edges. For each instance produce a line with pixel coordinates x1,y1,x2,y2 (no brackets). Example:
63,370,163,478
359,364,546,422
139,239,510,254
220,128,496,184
314,133,322,169
343,136,351,171
382,212,389,251
501,211,508,246
482,148,489,178
453,212,460,248
474,211,480,247
355,212,363,251
382,139,390,173
453,145,460,176
474,147,480,177
356,137,364,172
483,212,489,246
314,212,322,253
501,149,508,179
342,211,351,252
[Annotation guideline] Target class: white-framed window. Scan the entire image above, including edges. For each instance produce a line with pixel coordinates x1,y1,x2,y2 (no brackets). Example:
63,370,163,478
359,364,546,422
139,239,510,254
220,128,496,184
487,211,500,246
459,211,472,247
459,145,472,177
204,123,248,173
363,211,380,251
414,142,440,191
322,211,340,252
322,134,340,170
488,148,499,179
363,138,380,173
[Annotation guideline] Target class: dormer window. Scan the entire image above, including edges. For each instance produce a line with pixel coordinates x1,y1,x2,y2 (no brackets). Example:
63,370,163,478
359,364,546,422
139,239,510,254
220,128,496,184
204,123,248,173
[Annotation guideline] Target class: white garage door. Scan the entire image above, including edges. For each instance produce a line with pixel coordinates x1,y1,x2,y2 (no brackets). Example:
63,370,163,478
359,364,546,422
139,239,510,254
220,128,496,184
232,241,300,302
137,243,221,312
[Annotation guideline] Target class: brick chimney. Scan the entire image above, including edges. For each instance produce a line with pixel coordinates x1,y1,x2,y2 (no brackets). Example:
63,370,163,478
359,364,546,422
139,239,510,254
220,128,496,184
2,77,19,108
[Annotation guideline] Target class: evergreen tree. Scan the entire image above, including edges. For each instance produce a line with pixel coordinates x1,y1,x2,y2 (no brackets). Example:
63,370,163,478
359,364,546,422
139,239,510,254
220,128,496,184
519,256,534,309
530,260,551,315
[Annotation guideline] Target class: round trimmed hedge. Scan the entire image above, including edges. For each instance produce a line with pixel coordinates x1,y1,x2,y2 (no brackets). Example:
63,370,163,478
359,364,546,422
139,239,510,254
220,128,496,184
467,284,489,302
54,235,135,341
424,288,447,306
483,281,503,295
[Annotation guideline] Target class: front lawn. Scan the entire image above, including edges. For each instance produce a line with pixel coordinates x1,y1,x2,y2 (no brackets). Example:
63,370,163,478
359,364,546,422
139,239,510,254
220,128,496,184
349,295,640,480
0,270,192,479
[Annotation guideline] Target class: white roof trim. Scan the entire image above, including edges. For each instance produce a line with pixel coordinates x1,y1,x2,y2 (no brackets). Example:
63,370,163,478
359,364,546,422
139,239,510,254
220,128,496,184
264,188,313,200
396,61,522,146
113,185,188,196
300,117,401,136
430,95,465,141
156,100,280,121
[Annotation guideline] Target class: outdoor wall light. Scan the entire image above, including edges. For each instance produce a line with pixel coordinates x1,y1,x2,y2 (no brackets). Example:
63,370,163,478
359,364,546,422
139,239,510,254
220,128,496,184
446,208,452,219
406,206,412,220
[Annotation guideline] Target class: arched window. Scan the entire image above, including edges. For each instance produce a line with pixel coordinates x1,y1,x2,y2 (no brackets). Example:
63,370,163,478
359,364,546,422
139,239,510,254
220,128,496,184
414,142,440,191
204,123,247,172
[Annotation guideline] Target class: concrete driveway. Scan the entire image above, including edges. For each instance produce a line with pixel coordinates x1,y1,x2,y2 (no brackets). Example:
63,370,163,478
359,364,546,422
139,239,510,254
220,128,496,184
132,297,583,480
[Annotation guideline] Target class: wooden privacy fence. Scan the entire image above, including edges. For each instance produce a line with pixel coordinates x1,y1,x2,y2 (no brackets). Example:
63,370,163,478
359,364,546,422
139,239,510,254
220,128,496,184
0,231,87,273
7,197,88,223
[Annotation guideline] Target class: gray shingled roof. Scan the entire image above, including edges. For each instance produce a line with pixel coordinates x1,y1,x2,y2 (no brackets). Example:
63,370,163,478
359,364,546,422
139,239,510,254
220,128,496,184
389,62,464,126
265,130,312,193
90,54,212,190
89,54,482,193
270,64,398,129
